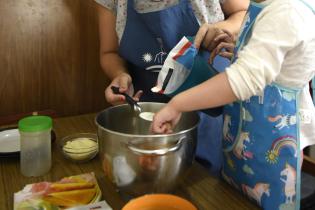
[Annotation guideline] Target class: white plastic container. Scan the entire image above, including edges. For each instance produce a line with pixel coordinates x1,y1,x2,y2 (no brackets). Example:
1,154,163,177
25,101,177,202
18,116,52,177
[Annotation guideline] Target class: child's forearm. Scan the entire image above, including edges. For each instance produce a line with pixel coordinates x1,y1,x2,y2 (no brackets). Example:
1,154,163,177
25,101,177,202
168,72,237,112
214,10,247,36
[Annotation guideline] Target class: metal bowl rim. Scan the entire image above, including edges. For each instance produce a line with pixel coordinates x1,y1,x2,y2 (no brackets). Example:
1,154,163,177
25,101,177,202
95,102,199,138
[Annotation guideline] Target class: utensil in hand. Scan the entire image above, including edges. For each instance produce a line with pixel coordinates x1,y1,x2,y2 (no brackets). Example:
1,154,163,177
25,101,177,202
111,86,142,113
111,86,157,122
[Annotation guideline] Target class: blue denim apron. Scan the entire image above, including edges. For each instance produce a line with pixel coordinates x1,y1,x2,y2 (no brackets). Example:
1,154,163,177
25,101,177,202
221,1,314,209
118,0,224,173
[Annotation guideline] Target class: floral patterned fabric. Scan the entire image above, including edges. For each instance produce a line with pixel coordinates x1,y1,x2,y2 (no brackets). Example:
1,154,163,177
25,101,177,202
95,0,225,41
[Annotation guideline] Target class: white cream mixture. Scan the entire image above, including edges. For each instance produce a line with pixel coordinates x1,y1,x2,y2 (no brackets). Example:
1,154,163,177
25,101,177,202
139,112,155,121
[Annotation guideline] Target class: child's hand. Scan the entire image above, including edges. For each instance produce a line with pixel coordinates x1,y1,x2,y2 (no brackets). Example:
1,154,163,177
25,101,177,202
194,23,224,52
151,105,182,134
209,29,236,64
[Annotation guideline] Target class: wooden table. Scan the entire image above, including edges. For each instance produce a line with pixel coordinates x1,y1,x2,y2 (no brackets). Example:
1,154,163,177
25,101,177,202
0,114,259,210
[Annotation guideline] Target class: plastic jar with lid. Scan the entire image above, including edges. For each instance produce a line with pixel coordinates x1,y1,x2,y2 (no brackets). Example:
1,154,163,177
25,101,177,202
18,115,52,177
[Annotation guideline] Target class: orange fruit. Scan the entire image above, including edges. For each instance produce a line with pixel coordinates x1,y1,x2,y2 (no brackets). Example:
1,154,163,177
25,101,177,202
122,194,197,210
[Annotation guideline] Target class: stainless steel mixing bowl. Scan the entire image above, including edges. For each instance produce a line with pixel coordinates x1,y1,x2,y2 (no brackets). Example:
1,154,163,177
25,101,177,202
95,102,199,197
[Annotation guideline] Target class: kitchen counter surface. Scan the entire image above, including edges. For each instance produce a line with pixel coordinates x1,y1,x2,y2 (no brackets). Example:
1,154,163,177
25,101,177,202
0,113,259,210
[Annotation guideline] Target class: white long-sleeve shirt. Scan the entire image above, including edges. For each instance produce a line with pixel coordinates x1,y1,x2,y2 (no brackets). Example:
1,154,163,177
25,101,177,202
226,0,315,148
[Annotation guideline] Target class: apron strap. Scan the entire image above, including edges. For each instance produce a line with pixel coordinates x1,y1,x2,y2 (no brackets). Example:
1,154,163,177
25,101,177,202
312,78,315,105
300,0,315,13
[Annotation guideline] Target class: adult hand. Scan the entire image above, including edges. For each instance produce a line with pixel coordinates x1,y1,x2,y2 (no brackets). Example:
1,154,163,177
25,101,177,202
209,29,236,64
194,23,224,52
151,104,182,134
105,72,143,105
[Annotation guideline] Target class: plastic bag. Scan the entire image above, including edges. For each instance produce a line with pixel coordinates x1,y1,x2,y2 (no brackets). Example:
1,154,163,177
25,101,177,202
152,36,230,97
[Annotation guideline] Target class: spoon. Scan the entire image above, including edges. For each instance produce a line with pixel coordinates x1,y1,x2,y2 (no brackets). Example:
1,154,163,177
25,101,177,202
111,86,142,113
111,86,157,121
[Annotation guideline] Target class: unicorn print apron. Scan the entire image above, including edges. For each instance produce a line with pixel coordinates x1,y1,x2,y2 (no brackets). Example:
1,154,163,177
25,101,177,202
221,1,314,209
